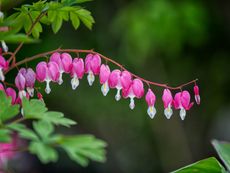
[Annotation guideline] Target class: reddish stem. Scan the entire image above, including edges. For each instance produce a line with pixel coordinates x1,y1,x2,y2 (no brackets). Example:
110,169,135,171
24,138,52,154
6,48,198,90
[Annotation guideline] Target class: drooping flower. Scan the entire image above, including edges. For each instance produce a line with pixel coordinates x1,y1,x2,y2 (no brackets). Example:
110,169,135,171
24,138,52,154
194,85,200,105
85,54,101,86
174,91,194,120
18,68,36,96
99,64,111,96
70,58,84,90
36,61,60,94
145,89,156,119
37,92,44,102
1,40,8,53
162,89,173,119
109,70,132,101
15,71,26,99
0,135,18,169
5,87,17,105
50,52,72,85
0,54,9,81
122,78,144,110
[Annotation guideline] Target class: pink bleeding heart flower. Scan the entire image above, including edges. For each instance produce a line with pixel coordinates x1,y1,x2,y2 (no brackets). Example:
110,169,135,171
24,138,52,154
145,89,156,119
194,85,200,105
5,87,17,105
15,71,26,99
0,135,18,169
50,52,72,85
109,70,132,101
0,54,9,81
162,89,173,119
36,61,60,94
174,91,194,120
122,78,144,110
18,68,36,96
99,64,111,96
70,58,84,90
85,54,101,86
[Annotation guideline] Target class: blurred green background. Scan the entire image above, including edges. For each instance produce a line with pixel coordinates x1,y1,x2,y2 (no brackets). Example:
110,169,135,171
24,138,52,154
2,0,230,172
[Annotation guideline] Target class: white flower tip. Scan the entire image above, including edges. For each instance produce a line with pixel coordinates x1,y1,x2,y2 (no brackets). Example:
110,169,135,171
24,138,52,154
129,98,135,110
45,81,51,94
58,74,63,85
27,87,34,97
21,108,24,116
19,90,27,99
87,72,95,86
0,69,5,81
1,41,8,52
164,107,173,119
101,82,109,96
195,95,201,105
71,77,79,90
147,106,156,119
180,108,186,120
115,89,121,101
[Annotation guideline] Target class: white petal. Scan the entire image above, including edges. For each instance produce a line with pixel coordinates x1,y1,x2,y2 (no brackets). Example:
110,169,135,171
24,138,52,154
115,88,121,101
27,87,34,97
71,76,79,90
164,106,173,119
147,106,156,119
129,97,135,110
87,71,95,86
180,108,186,120
19,90,26,99
58,72,63,85
45,80,51,94
195,95,201,105
0,69,5,81
1,41,8,52
101,81,109,96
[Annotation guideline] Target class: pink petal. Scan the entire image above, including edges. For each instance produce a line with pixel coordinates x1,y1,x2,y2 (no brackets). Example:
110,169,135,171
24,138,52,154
173,92,182,109
61,53,72,73
85,54,93,73
91,54,101,75
120,71,132,90
47,62,60,82
50,52,62,69
99,64,110,84
109,69,121,88
25,68,36,88
194,85,199,95
132,79,144,98
15,73,26,91
71,58,85,79
36,62,48,82
0,83,4,91
145,89,156,106
5,87,16,104
162,89,173,108
181,90,193,110
0,55,9,70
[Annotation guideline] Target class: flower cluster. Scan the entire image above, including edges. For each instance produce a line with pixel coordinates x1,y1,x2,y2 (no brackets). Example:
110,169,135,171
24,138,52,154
0,52,201,120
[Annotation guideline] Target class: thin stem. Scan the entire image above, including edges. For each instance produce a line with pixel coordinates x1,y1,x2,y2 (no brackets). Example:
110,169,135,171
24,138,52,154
6,48,198,90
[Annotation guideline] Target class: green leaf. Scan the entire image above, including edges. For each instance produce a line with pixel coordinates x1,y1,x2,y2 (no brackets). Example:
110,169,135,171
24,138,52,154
212,140,230,171
22,98,47,119
2,34,38,43
0,129,11,142
171,157,227,173
70,12,80,29
32,22,43,39
60,135,107,166
33,120,54,140
43,111,76,127
8,123,39,141
29,141,58,164
76,8,94,30
0,91,20,123
52,14,63,33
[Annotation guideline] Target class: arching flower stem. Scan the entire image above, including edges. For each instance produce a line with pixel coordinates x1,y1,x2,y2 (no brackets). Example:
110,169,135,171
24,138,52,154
5,48,198,90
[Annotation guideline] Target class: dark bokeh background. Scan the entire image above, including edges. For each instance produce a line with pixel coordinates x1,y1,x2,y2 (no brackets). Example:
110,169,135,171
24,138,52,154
3,0,230,172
